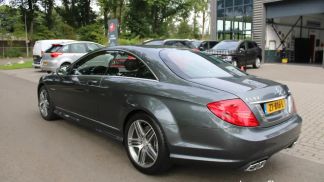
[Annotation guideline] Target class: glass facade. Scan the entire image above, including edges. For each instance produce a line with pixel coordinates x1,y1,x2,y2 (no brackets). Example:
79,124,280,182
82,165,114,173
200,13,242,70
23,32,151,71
217,0,253,40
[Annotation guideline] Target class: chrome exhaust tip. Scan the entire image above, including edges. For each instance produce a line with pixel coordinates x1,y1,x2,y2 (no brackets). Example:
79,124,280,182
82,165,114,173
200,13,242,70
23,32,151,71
245,160,267,172
288,141,298,149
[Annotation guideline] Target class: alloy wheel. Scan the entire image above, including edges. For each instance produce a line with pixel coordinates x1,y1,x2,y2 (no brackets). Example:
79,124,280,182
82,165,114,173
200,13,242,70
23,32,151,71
39,89,50,117
127,120,158,168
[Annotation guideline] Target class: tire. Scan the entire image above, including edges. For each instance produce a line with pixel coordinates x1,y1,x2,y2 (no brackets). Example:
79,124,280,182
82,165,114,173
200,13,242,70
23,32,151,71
124,112,172,174
253,57,261,68
232,60,238,67
38,86,58,121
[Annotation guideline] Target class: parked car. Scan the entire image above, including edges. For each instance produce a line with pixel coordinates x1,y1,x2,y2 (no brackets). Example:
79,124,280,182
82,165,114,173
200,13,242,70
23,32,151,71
143,39,196,49
40,41,104,72
33,39,73,68
209,40,262,68
190,40,219,51
37,46,301,174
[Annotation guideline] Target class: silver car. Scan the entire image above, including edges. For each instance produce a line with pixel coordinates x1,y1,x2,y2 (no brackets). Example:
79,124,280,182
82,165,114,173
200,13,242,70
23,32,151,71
40,41,104,72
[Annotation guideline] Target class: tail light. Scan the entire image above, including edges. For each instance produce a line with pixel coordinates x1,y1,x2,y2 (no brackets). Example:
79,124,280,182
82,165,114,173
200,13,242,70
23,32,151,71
207,99,259,127
50,52,63,58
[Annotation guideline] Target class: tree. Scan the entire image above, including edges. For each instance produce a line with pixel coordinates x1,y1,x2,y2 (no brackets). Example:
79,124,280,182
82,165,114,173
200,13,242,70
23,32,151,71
124,0,191,38
41,0,54,30
10,0,39,40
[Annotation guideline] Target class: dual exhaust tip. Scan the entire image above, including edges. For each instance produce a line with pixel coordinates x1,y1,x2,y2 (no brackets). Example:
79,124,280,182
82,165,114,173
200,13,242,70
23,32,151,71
245,141,297,172
245,160,267,172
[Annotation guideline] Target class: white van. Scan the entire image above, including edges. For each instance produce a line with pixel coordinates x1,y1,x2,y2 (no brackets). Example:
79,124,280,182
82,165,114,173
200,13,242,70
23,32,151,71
32,39,73,68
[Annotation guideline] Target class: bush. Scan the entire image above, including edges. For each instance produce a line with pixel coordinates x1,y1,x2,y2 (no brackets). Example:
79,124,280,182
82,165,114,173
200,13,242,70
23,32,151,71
4,48,24,57
118,36,142,45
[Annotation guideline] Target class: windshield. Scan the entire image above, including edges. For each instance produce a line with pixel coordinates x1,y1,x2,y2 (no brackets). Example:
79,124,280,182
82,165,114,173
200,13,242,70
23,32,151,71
160,49,247,79
212,41,239,51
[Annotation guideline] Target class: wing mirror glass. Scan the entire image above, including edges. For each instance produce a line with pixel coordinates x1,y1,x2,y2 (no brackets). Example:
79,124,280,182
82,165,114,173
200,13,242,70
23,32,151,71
239,48,245,52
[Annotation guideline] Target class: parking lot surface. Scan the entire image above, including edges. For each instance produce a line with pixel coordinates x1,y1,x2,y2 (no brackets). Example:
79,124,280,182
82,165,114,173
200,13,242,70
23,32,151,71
0,64,324,182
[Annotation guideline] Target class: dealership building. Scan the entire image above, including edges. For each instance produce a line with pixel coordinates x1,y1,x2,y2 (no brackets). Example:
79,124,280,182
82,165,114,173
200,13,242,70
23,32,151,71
210,0,324,64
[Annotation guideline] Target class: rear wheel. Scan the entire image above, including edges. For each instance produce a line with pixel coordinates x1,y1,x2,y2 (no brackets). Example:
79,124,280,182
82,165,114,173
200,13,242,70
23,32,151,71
124,113,171,174
253,57,261,68
38,86,57,121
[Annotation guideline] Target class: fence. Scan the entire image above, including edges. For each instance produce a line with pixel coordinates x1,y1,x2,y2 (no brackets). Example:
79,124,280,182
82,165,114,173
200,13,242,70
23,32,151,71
0,47,33,58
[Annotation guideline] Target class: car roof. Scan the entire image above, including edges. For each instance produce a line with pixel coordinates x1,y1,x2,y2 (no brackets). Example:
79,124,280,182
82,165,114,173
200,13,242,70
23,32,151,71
59,41,102,45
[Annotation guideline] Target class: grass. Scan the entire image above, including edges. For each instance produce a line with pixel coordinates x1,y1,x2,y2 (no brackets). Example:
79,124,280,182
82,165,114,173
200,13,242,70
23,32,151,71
0,61,33,70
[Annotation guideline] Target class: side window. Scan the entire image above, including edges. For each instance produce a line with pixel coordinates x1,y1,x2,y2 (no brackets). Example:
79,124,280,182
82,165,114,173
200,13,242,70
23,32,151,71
87,43,101,52
58,45,69,53
71,52,114,75
70,43,87,53
247,41,255,49
108,51,156,80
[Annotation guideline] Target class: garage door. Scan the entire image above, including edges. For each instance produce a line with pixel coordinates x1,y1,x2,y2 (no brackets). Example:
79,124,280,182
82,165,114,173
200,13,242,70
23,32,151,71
266,0,324,19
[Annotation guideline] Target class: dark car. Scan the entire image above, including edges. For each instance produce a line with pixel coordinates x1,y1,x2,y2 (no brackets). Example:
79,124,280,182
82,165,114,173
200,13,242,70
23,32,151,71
37,46,301,174
143,39,196,49
208,40,262,68
191,40,219,51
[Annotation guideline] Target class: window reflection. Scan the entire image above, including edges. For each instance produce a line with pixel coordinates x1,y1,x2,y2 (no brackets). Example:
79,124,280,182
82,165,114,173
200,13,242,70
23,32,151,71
216,0,252,40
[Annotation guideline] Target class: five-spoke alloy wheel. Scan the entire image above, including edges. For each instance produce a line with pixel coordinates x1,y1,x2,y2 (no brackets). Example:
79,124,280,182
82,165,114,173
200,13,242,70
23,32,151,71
38,86,57,120
125,113,171,174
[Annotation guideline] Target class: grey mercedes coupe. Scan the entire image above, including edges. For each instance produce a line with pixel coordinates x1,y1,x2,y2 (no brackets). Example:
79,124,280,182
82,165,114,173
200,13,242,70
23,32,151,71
37,46,302,174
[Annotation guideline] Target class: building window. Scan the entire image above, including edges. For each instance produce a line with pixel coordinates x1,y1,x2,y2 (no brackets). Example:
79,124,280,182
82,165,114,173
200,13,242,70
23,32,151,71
217,0,253,40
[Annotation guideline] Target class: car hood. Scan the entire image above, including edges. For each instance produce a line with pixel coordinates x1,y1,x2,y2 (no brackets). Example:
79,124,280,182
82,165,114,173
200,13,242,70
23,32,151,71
190,75,289,103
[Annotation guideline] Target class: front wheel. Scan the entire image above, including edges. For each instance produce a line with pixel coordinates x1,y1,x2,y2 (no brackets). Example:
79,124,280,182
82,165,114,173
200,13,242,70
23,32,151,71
38,86,58,121
124,113,171,174
253,57,261,68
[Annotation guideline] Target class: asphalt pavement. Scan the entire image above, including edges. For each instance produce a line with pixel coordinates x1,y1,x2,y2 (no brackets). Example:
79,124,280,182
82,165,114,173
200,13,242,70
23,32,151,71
0,66,323,182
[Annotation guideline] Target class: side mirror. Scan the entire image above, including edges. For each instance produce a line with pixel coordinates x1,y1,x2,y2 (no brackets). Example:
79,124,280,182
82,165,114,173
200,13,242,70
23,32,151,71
56,65,69,77
239,48,245,52
199,46,204,51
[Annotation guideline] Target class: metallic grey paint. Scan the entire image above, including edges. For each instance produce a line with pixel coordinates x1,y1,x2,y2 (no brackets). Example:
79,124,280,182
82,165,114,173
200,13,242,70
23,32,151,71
38,46,301,168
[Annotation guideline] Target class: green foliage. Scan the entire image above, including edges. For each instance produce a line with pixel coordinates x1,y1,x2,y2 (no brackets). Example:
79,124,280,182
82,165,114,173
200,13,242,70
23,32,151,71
3,48,24,58
1,0,212,47
78,23,107,45
0,61,32,70
118,36,142,45
176,20,192,39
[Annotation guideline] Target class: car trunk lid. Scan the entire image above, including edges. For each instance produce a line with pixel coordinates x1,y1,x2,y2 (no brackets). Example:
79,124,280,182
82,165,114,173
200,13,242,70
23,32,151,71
190,75,293,127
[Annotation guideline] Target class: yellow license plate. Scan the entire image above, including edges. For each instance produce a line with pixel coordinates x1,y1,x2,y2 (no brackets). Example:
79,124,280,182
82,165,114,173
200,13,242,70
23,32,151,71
264,99,286,114
42,61,48,65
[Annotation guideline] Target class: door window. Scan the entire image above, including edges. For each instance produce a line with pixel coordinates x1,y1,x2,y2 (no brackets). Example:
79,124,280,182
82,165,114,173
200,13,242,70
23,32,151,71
70,43,87,53
107,51,156,80
71,52,114,75
247,41,255,49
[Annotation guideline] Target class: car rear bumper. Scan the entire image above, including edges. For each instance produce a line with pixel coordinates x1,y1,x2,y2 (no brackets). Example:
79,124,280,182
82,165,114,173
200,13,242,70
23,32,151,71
41,61,59,72
166,115,302,168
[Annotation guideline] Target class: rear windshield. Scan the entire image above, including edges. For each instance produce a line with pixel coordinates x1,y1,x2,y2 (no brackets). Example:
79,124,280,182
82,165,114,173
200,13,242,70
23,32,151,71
212,41,239,50
46,45,63,53
160,49,247,79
